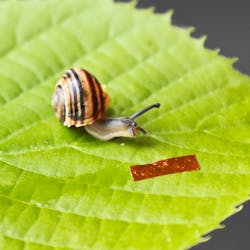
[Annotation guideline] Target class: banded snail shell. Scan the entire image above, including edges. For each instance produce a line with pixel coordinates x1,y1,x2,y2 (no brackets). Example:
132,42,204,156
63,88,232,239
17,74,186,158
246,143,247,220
52,68,109,127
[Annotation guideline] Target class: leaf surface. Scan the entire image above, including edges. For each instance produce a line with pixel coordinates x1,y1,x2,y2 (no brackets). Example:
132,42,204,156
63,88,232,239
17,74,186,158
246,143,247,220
0,1,249,249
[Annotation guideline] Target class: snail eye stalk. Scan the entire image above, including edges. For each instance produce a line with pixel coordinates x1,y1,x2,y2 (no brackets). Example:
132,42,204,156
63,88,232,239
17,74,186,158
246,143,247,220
130,103,160,120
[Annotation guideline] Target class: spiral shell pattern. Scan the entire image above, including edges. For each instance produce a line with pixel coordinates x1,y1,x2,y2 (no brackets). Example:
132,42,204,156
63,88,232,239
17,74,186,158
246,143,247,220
52,68,109,127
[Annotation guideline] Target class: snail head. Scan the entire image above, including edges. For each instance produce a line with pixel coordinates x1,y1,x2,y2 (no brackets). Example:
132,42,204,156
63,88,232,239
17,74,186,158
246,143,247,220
126,103,160,137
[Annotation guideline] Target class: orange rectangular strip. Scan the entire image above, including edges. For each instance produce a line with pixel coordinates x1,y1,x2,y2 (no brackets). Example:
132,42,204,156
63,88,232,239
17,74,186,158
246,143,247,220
130,155,200,181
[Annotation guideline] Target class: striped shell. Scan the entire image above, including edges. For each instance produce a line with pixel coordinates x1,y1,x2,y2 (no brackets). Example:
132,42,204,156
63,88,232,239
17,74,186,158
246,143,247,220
52,68,109,127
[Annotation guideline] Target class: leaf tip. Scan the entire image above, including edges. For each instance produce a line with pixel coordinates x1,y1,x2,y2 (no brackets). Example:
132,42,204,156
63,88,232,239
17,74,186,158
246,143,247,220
218,223,226,229
187,26,196,34
198,35,208,46
222,56,239,69
231,56,239,64
167,9,174,19
160,9,173,25
114,0,137,10
130,0,138,8
214,48,221,54
200,235,211,243
235,204,244,212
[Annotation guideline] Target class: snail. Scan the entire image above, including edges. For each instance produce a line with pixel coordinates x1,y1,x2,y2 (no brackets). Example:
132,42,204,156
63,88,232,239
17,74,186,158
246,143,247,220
52,67,160,141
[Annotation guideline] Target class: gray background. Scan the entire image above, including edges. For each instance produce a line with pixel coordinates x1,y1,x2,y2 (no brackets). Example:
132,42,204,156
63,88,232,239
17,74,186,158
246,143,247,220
115,0,250,249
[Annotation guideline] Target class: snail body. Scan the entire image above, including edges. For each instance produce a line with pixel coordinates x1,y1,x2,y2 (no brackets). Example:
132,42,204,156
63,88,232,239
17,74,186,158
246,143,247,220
52,67,160,141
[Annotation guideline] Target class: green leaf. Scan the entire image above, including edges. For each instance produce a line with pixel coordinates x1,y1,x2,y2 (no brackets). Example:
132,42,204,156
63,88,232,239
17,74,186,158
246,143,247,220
0,0,249,249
